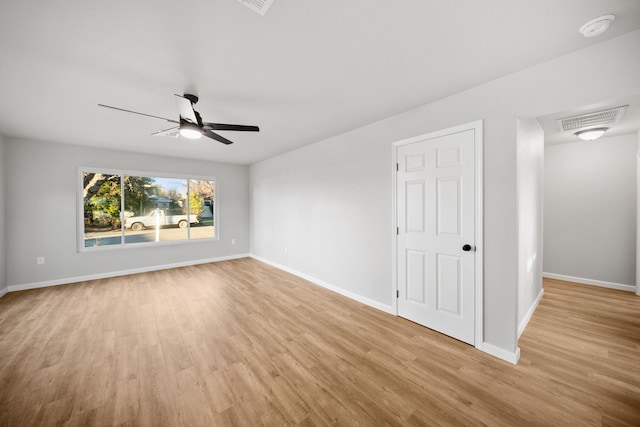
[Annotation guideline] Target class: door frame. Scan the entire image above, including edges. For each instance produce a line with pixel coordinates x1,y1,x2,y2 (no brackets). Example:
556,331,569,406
391,120,484,349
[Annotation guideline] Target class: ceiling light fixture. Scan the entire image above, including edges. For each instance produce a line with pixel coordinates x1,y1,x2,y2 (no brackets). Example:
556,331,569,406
575,127,608,141
579,15,615,38
179,121,202,139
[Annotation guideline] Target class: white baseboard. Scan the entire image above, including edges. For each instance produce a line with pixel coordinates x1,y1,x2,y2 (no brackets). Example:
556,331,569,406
481,342,520,365
0,287,8,298
250,254,394,315
7,254,250,293
543,272,635,293
518,288,544,339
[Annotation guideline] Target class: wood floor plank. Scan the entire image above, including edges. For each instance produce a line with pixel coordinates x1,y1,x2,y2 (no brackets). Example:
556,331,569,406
1,260,639,426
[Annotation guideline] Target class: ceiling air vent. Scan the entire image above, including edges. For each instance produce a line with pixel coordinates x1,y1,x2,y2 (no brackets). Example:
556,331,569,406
237,0,274,16
557,105,628,132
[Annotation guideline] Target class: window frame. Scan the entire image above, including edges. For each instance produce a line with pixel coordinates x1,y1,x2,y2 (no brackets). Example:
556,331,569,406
77,167,219,252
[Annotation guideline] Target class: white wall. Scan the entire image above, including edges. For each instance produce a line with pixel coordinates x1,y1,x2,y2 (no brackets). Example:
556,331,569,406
517,118,544,335
637,129,640,296
5,138,250,288
544,133,637,288
0,134,6,297
250,124,392,307
251,30,640,358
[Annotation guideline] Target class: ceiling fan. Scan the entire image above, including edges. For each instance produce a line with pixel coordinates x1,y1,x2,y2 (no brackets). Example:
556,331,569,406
98,94,259,145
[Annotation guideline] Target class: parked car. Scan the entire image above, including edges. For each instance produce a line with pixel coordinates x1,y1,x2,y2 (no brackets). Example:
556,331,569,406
124,209,198,231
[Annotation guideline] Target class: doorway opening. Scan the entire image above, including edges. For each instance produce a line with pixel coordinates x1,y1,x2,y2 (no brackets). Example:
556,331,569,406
517,94,640,339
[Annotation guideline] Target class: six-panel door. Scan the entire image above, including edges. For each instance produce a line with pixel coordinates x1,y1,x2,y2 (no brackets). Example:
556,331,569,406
396,128,476,345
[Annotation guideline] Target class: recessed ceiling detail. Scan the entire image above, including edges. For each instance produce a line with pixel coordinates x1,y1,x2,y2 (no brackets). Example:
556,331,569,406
557,105,628,132
237,0,274,16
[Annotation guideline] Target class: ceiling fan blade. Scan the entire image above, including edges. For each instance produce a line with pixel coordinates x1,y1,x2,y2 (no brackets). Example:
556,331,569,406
203,128,234,145
98,104,178,123
175,94,199,124
151,126,180,138
203,122,260,132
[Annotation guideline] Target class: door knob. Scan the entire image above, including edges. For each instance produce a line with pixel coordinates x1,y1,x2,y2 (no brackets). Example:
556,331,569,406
462,244,473,252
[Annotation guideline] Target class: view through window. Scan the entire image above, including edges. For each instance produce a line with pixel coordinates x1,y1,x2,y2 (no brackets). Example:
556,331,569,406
82,170,215,248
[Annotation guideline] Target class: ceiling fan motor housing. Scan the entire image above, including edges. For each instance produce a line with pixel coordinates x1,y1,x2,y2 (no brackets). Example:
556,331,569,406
183,94,199,105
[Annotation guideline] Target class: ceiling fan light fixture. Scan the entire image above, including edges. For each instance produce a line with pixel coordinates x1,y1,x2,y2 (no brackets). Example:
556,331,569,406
575,127,608,141
179,121,202,139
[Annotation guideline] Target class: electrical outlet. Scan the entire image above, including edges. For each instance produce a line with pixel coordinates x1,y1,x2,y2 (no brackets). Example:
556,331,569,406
37,257,45,265
284,246,288,253
231,239,236,245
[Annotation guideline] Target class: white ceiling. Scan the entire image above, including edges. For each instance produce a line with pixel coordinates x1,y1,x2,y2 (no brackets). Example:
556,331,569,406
1,1,639,165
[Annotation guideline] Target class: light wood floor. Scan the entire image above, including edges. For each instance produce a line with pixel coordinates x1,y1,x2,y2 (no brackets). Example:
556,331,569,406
1,259,639,426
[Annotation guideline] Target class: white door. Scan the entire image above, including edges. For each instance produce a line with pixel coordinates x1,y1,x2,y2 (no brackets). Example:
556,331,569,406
396,127,477,345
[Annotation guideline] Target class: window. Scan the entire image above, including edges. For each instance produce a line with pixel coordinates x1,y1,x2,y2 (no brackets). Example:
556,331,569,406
80,169,216,250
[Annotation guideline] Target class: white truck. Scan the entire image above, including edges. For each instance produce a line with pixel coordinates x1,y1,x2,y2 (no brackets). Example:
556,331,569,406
125,209,199,231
